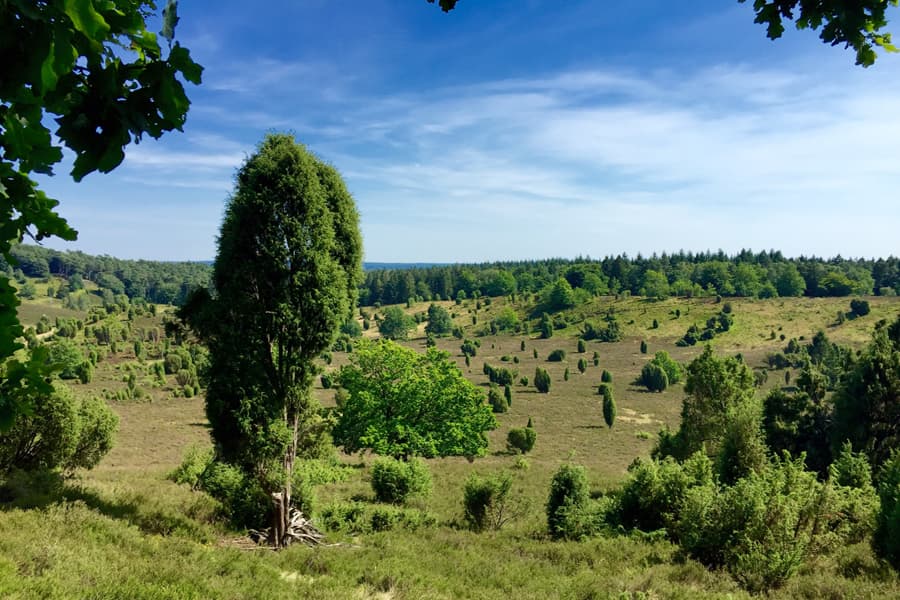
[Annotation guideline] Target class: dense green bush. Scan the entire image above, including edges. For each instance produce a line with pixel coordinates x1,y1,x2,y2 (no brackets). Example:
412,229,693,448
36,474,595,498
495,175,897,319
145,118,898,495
677,454,871,593
577,339,586,353
371,457,432,504
614,453,714,535
488,384,507,413
0,385,117,475
320,373,334,389
546,463,590,538
640,340,648,354
460,338,479,357
463,471,524,531
850,298,871,317
601,384,616,428
547,349,566,362
484,363,517,386
639,362,668,392
195,460,270,528
577,358,587,374
600,369,612,383
639,351,683,392
534,367,551,393
319,502,436,534
506,427,536,454
47,338,84,379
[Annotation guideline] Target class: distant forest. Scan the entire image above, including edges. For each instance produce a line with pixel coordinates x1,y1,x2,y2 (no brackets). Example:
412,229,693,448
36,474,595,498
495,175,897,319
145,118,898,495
4,244,210,305
361,250,900,305
5,245,899,307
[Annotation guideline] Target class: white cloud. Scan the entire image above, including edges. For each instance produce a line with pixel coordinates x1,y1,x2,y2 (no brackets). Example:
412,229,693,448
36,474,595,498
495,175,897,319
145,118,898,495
306,60,900,260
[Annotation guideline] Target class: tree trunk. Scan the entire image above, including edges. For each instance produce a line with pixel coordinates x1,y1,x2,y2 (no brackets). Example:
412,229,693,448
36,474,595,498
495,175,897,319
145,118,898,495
271,491,287,547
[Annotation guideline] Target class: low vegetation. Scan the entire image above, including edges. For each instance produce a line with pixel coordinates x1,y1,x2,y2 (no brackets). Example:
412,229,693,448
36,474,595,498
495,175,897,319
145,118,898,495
2,252,899,597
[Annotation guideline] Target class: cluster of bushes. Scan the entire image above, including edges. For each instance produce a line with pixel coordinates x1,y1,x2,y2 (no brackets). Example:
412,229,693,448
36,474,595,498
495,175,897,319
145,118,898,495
545,447,884,592
319,502,436,534
580,317,622,343
170,449,353,527
676,308,734,346
637,351,683,392
483,362,516,386
460,338,480,357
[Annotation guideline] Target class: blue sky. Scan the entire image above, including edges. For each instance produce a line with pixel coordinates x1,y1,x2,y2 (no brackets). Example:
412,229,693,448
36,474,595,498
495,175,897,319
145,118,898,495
37,0,900,262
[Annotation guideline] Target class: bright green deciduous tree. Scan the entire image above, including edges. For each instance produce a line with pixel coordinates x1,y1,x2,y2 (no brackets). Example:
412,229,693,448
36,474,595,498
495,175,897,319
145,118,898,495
424,303,453,336
334,339,497,460
180,134,362,546
0,0,201,430
379,306,416,340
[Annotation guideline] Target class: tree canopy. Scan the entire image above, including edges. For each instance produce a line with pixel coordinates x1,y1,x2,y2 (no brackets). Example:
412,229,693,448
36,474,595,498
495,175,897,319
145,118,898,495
430,0,898,66
180,133,362,545
334,339,497,459
0,0,201,429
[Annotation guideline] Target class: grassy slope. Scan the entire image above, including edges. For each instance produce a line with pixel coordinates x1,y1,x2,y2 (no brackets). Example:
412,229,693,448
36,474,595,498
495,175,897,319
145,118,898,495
1,287,899,598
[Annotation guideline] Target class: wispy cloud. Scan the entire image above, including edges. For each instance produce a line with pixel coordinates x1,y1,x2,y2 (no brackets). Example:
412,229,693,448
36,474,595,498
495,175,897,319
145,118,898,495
301,60,900,260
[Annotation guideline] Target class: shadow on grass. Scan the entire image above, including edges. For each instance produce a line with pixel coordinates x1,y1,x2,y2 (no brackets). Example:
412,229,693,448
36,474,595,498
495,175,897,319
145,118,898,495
0,469,215,541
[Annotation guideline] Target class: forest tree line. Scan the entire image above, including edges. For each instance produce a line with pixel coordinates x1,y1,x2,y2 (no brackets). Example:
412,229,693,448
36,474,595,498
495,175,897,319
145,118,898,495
362,250,900,306
4,244,211,306
6,245,900,308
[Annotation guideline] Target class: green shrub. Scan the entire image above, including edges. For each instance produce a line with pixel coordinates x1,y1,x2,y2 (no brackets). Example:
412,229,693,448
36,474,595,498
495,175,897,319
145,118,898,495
463,471,522,531
850,298,870,318
600,369,612,383
640,340,648,354
577,358,587,374
0,385,117,475
546,463,589,538
614,452,714,535
76,360,93,384
577,339,586,353
67,395,119,471
506,427,536,454
371,457,431,504
677,454,868,593
169,445,214,488
197,460,269,528
488,384,507,413
319,502,436,534
547,349,566,362
47,338,84,379
534,367,551,393
320,373,334,389
601,385,616,428
640,362,668,392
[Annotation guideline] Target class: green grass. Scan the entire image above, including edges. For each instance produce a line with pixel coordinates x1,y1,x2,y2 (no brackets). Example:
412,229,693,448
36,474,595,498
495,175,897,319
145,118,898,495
2,289,899,598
